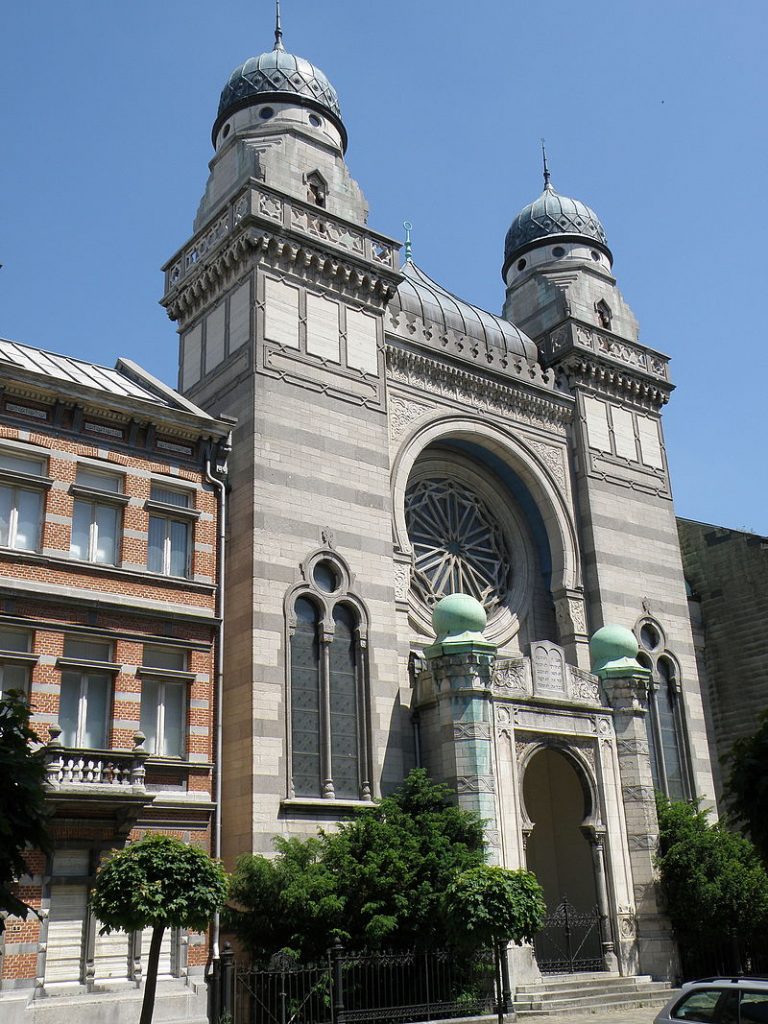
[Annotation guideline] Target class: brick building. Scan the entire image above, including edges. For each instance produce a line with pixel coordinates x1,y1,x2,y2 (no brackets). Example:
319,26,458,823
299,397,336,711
0,340,230,1018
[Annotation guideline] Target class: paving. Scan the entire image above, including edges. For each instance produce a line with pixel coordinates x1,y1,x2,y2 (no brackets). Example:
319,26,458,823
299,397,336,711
521,1001,670,1024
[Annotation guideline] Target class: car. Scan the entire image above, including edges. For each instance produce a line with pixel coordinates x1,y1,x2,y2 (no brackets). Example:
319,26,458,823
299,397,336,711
654,977,768,1024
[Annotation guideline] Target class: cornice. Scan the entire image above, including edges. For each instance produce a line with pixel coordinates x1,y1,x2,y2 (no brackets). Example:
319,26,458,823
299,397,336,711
162,183,403,325
385,344,573,429
539,320,673,410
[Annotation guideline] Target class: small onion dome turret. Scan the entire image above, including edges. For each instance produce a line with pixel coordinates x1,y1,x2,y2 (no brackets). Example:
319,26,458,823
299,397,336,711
502,181,611,279
212,34,346,150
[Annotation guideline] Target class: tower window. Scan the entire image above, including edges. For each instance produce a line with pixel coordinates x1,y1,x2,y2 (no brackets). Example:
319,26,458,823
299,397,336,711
259,107,275,120
222,123,231,139
596,299,612,329
552,246,565,258
517,258,527,271
306,171,327,208
309,113,322,127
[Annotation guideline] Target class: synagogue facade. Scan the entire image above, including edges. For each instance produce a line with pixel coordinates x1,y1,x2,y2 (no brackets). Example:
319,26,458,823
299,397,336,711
159,16,717,985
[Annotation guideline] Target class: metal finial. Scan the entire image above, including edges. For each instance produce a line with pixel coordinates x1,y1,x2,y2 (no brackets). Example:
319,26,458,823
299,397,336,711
274,0,284,50
403,221,413,263
541,139,552,190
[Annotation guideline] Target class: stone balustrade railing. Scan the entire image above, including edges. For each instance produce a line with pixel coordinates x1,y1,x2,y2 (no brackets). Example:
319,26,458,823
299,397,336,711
44,725,148,791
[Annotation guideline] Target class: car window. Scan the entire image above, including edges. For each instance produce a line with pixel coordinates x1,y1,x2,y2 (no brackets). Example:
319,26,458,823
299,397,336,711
741,992,768,1024
672,990,726,1022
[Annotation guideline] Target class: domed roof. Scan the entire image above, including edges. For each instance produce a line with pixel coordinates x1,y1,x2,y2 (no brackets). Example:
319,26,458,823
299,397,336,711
503,180,611,277
392,261,538,363
212,25,346,149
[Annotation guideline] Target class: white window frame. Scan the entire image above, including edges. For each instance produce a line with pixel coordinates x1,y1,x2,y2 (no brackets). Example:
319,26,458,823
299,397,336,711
0,450,49,553
58,639,117,750
139,646,193,759
69,467,127,567
0,627,35,697
146,482,199,579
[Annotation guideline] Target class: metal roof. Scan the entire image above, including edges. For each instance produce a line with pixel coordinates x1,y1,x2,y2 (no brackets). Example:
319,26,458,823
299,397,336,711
391,262,538,363
0,338,172,406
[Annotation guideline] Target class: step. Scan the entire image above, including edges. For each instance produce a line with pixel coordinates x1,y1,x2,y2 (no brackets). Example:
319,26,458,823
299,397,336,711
517,993,677,1018
516,979,660,997
514,987,677,1011
16,979,207,1024
515,981,671,1002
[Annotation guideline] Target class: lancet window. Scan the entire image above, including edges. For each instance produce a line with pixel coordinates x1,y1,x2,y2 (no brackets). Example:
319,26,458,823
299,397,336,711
287,545,371,802
636,618,690,801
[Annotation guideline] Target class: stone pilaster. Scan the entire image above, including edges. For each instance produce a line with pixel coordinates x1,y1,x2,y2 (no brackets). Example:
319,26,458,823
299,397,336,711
600,663,678,979
414,594,500,860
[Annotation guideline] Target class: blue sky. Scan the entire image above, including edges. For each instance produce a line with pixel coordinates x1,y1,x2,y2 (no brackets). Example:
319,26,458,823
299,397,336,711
2,1,766,533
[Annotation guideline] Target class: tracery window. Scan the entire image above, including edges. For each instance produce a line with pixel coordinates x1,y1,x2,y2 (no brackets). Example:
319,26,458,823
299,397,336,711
636,619,690,801
404,477,511,610
287,547,371,802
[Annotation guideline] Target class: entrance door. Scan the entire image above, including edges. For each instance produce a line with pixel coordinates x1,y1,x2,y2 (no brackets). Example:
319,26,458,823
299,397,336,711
522,747,603,972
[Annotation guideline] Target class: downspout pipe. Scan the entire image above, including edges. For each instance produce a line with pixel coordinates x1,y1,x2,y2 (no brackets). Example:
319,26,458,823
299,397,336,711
204,432,231,963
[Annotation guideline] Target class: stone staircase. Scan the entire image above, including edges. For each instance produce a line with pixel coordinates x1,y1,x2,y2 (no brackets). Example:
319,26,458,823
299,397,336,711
0,978,208,1024
514,971,677,1017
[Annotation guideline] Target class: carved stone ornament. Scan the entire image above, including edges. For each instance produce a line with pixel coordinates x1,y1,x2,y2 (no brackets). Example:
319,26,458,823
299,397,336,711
386,346,573,430
493,658,530,694
321,527,336,549
456,775,495,795
389,395,433,444
531,641,567,695
618,909,637,940
528,439,567,488
393,562,411,602
568,666,603,705
453,721,492,741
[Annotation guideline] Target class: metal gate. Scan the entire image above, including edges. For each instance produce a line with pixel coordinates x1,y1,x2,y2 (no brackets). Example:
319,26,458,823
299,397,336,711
533,898,605,974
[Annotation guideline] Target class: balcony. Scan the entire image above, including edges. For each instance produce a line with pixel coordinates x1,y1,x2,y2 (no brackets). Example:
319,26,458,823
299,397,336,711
44,727,155,832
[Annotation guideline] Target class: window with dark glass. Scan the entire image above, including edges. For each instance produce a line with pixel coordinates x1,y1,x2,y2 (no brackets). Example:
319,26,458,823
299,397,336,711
637,621,689,801
289,583,368,801
59,638,113,748
147,483,194,578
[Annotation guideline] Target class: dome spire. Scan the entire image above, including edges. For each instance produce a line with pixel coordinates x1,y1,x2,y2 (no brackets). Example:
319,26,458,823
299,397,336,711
274,0,284,51
403,220,414,264
541,138,553,191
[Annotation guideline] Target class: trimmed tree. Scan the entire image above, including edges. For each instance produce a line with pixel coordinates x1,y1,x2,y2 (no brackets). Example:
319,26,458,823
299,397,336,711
443,866,546,1023
442,865,547,951
90,834,228,1024
226,769,486,960
0,691,51,932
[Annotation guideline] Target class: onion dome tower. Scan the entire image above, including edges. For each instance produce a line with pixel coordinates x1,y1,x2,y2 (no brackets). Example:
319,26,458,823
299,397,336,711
212,2,347,152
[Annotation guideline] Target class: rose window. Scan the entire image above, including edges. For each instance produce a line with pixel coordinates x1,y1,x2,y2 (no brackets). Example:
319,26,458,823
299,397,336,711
405,477,511,610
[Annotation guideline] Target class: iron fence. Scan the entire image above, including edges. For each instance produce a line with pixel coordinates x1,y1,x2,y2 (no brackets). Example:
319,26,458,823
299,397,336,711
211,943,499,1024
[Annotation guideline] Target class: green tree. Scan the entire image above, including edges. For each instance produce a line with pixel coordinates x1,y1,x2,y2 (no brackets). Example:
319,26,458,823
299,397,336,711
226,769,486,960
443,865,546,952
724,711,768,865
0,691,51,932
655,795,768,961
90,834,228,1024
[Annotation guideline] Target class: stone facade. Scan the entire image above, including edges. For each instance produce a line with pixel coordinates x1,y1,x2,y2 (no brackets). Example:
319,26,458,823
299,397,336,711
156,20,717,987
0,344,230,1013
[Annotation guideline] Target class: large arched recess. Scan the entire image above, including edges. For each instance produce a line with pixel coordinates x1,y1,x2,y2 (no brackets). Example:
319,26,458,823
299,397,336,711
391,414,581,595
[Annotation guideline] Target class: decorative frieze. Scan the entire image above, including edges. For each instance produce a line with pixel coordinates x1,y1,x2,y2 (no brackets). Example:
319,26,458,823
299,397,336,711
542,321,670,385
386,346,573,430
528,439,567,488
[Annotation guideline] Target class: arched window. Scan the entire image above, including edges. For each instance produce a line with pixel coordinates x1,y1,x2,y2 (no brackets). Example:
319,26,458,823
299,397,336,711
636,619,690,801
287,549,370,802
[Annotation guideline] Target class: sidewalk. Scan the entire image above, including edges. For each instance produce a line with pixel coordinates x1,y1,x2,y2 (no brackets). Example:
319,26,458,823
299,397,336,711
521,1002,669,1024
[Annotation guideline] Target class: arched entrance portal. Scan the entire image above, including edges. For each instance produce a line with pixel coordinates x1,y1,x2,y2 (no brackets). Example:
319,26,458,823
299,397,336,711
523,746,606,973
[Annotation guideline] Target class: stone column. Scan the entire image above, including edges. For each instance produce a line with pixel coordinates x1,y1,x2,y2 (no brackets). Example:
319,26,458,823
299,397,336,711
583,825,619,973
414,594,500,860
591,626,678,981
